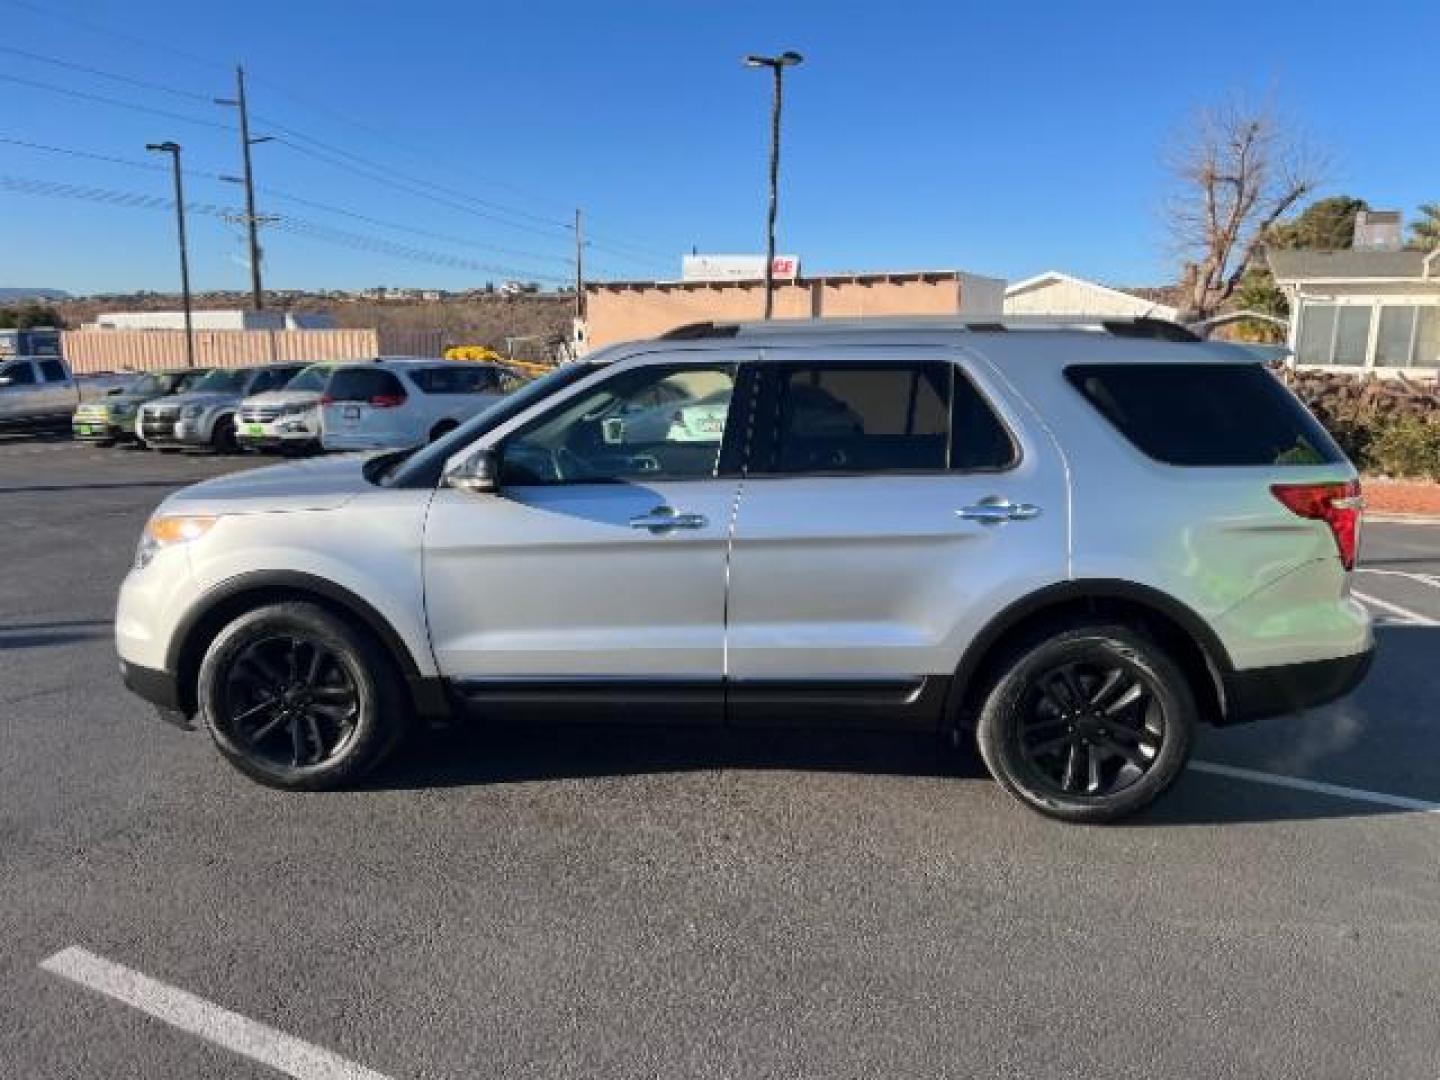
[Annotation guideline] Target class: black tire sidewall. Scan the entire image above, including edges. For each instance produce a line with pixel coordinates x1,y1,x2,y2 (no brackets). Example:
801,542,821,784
197,602,401,790
976,626,1196,824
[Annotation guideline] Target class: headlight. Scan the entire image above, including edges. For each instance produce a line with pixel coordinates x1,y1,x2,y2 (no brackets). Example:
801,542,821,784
279,402,314,416
134,514,217,570
181,404,205,419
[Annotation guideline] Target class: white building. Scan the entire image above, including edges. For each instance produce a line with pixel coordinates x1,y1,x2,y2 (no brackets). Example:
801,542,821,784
90,309,334,331
1269,248,1440,372
1003,271,1178,320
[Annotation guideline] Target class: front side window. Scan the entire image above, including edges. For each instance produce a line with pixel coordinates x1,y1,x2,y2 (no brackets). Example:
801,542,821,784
39,360,67,382
1,361,36,386
499,364,737,485
750,362,1014,475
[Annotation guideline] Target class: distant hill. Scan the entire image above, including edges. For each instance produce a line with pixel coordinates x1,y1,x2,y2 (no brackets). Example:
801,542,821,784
0,287,70,301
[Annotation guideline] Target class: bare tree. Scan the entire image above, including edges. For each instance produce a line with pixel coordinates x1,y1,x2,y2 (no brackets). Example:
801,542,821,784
1167,98,1324,321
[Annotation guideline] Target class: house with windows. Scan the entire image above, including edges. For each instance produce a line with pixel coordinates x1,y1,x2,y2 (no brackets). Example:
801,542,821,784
1268,247,1440,373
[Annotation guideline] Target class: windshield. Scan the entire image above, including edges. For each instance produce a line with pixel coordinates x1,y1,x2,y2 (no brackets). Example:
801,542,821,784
285,364,335,393
386,362,599,487
189,367,252,393
128,373,170,395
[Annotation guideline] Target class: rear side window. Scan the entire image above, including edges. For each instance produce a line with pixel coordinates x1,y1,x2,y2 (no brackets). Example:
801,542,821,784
409,365,499,394
752,362,1015,474
1066,363,1344,466
39,360,67,382
326,368,407,402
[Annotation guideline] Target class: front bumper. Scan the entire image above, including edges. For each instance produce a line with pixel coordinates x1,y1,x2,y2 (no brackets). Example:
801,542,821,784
72,419,127,443
1220,647,1375,724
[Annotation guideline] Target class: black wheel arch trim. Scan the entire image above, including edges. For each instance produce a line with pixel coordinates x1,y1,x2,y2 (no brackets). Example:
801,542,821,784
166,570,448,719
949,579,1235,725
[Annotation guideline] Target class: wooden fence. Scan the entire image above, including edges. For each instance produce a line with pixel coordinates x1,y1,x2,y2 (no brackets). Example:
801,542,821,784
61,329,445,373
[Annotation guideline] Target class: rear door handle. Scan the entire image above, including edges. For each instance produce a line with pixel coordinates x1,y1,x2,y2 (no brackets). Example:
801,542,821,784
629,506,709,532
957,498,1042,525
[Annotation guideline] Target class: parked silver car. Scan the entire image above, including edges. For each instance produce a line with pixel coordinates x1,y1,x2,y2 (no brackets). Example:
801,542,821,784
116,317,1372,822
137,363,306,451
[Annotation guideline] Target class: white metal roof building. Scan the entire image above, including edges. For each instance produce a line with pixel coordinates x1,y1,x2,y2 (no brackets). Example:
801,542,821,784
1003,271,1179,321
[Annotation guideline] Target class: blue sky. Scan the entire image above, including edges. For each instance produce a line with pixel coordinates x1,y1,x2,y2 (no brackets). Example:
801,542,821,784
1,0,1436,296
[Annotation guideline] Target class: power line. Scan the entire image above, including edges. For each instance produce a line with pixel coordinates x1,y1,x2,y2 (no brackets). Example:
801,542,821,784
0,172,572,283
0,72,233,131
0,43,215,103
0,33,676,266
0,136,585,271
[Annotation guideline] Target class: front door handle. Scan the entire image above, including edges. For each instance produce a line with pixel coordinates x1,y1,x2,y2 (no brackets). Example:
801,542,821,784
957,497,1042,525
629,506,709,532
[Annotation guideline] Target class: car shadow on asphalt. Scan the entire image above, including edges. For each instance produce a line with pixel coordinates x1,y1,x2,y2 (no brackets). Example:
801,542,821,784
0,481,201,495
0,619,115,651
368,723,985,791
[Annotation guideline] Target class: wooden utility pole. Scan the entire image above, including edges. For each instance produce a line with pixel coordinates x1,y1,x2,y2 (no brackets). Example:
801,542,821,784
573,207,585,321
235,67,264,310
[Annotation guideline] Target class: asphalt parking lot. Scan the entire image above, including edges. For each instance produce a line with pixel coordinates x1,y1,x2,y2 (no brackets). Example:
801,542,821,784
4,433,1440,1080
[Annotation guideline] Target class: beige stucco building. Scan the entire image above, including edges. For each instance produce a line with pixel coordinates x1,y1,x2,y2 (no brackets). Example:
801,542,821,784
579,270,1005,351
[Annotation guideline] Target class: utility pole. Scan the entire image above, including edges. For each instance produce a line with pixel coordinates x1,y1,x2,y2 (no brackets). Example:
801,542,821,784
216,66,272,310
573,207,585,321
146,141,195,368
743,51,803,319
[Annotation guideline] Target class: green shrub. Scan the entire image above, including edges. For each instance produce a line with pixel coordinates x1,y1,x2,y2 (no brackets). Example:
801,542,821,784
1364,416,1440,480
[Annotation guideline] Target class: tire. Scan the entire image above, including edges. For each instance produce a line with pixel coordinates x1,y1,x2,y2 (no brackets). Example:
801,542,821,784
210,415,238,454
428,420,458,442
974,623,1196,824
196,601,409,790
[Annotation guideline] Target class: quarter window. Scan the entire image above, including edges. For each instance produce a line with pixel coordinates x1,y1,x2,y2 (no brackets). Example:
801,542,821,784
498,364,737,485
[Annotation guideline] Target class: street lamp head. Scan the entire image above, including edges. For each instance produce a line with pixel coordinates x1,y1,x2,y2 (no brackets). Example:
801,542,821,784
145,141,181,153
744,51,804,69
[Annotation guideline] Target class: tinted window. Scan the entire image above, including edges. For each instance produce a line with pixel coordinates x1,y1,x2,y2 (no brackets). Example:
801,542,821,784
1066,363,1344,467
499,364,736,484
246,366,303,394
39,360,67,382
409,365,499,394
190,367,251,392
754,362,1013,474
326,368,407,402
1,361,36,385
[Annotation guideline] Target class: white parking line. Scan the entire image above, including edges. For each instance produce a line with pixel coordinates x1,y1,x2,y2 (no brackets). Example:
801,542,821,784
1353,589,1439,627
40,947,393,1080
1357,567,1440,591
1190,761,1440,813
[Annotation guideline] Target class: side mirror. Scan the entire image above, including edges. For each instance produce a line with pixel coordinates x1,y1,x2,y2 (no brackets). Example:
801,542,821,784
445,447,499,494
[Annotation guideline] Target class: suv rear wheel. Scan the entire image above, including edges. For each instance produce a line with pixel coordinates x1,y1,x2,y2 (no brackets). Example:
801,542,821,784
196,601,407,789
974,624,1195,823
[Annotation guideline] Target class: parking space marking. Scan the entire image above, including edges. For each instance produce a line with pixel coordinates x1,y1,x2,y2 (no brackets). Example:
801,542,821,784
40,947,394,1080
1353,589,1439,626
1190,761,1440,813
1357,567,1440,591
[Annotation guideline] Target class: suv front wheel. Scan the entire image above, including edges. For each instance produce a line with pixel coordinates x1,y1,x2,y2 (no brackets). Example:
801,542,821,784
197,601,407,789
974,624,1196,823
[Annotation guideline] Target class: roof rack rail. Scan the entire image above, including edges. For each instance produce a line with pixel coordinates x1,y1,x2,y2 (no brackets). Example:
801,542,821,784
656,315,1202,343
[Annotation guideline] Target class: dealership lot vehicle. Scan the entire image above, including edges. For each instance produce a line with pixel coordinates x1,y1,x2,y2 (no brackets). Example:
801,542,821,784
115,317,1371,821
0,353,120,430
71,368,209,445
137,362,306,452
234,362,334,453
317,358,519,451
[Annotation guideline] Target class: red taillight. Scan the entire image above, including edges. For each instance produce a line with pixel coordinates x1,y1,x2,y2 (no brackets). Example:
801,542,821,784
1271,480,1363,571
318,395,335,406
369,394,406,408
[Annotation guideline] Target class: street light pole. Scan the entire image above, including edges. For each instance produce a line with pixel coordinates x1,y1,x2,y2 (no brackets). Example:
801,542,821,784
743,50,803,320
146,141,195,368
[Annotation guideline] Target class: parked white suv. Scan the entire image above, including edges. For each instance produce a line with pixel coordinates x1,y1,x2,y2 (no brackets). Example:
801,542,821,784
317,359,520,452
115,317,1373,822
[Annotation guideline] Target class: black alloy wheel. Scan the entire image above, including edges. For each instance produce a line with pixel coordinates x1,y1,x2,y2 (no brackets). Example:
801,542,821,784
220,635,361,770
198,601,406,789
1015,660,1162,798
975,624,1196,823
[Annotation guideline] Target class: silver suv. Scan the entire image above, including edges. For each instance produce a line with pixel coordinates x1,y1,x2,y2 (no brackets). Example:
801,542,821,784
115,317,1373,822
